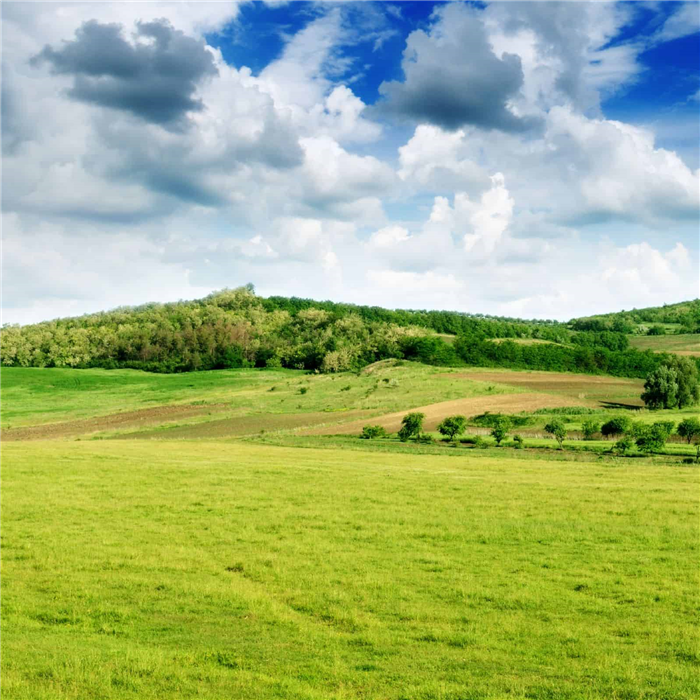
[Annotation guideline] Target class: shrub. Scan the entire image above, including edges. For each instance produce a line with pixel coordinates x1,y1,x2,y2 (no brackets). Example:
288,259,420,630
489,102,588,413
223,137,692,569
614,436,634,454
513,434,525,449
340,385,351,392
360,425,387,440
601,416,632,438
635,422,673,453
398,412,425,442
437,415,467,441
678,417,700,444
544,420,567,448
581,420,600,440
416,434,434,444
473,436,488,449
298,387,308,395
473,412,530,428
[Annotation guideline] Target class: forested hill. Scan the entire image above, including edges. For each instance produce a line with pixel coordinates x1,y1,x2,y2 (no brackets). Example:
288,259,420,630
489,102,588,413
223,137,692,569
1,286,696,378
571,300,700,333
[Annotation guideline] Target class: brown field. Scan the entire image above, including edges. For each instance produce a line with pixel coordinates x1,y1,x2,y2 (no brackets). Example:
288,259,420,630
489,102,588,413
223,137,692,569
2,403,231,442
450,369,644,407
306,392,585,436
115,409,374,440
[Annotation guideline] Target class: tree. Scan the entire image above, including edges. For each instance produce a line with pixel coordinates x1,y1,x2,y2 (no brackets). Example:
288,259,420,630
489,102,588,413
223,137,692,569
601,416,632,439
677,417,700,444
544,420,567,448
437,415,467,441
635,422,672,454
490,415,512,446
581,420,600,440
641,357,699,409
398,412,425,442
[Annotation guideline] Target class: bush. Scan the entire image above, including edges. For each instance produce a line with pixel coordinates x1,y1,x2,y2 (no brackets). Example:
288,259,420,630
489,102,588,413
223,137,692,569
581,420,600,440
601,416,632,438
635,422,673,453
614,436,634,454
473,412,530,428
398,412,425,442
437,415,467,441
360,425,387,440
340,385,351,392
416,434,434,444
298,387,308,395
513,434,525,449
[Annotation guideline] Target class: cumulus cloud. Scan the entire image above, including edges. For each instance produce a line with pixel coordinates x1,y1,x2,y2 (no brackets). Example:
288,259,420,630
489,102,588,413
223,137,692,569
378,4,533,132
31,19,217,127
545,107,700,225
398,125,488,194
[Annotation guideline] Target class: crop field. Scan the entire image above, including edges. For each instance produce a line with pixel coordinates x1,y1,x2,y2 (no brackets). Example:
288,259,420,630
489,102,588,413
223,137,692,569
629,334,700,357
3,439,699,700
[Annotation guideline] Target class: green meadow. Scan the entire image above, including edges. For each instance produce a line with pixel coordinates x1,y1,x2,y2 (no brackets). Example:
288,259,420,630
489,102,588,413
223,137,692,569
3,364,700,699
3,440,699,700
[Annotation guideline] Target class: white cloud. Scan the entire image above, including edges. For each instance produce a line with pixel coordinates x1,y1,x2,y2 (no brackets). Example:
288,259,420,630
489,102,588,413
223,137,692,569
654,3,700,44
398,125,488,194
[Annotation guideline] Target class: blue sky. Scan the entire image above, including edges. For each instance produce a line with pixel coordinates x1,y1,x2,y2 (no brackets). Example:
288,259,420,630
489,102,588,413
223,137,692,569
3,1,699,323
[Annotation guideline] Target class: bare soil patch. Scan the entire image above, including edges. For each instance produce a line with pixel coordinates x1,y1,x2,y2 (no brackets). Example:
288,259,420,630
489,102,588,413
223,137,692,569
450,370,644,408
114,410,373,440
306,392,585,436
2,404,230,442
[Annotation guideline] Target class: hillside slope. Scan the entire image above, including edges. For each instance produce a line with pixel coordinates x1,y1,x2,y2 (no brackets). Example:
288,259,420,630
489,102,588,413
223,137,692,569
1,287,696,378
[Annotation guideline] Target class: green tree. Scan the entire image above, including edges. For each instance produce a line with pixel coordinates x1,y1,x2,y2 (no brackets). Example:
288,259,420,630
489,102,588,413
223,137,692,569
544,419,567,448
641,357,699,409
398,412,425,442
581,419,600,440
677,417,700,444
490,415,512,446
437,415,467,441
635,422,672,453
601,416,632,439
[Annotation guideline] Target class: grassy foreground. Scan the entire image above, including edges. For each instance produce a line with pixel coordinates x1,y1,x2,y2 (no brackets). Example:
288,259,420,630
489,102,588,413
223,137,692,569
3,440,699,699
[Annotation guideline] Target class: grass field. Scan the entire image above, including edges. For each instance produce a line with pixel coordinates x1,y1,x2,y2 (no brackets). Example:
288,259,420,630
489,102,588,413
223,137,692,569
3,364,700,699
629,334,700,357
3,440,699,699
1,363,513,435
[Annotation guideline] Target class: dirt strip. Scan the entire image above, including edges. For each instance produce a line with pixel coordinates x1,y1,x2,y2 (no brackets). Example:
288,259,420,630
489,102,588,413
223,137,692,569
2,404,231,441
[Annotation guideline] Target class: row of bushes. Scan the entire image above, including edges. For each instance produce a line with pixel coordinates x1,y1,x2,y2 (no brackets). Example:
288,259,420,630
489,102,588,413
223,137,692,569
360,414,700,456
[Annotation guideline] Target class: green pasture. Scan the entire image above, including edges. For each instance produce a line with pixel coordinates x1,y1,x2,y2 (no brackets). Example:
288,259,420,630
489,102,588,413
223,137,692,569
3,440,699,699
0,364,512,430
629,333,700,355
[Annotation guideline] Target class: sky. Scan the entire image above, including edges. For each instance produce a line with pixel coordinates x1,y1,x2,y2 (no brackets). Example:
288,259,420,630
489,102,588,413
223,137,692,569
2,1,699,325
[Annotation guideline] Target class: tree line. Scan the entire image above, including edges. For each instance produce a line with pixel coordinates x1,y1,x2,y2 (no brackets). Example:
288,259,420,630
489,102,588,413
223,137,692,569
1,286,697,381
